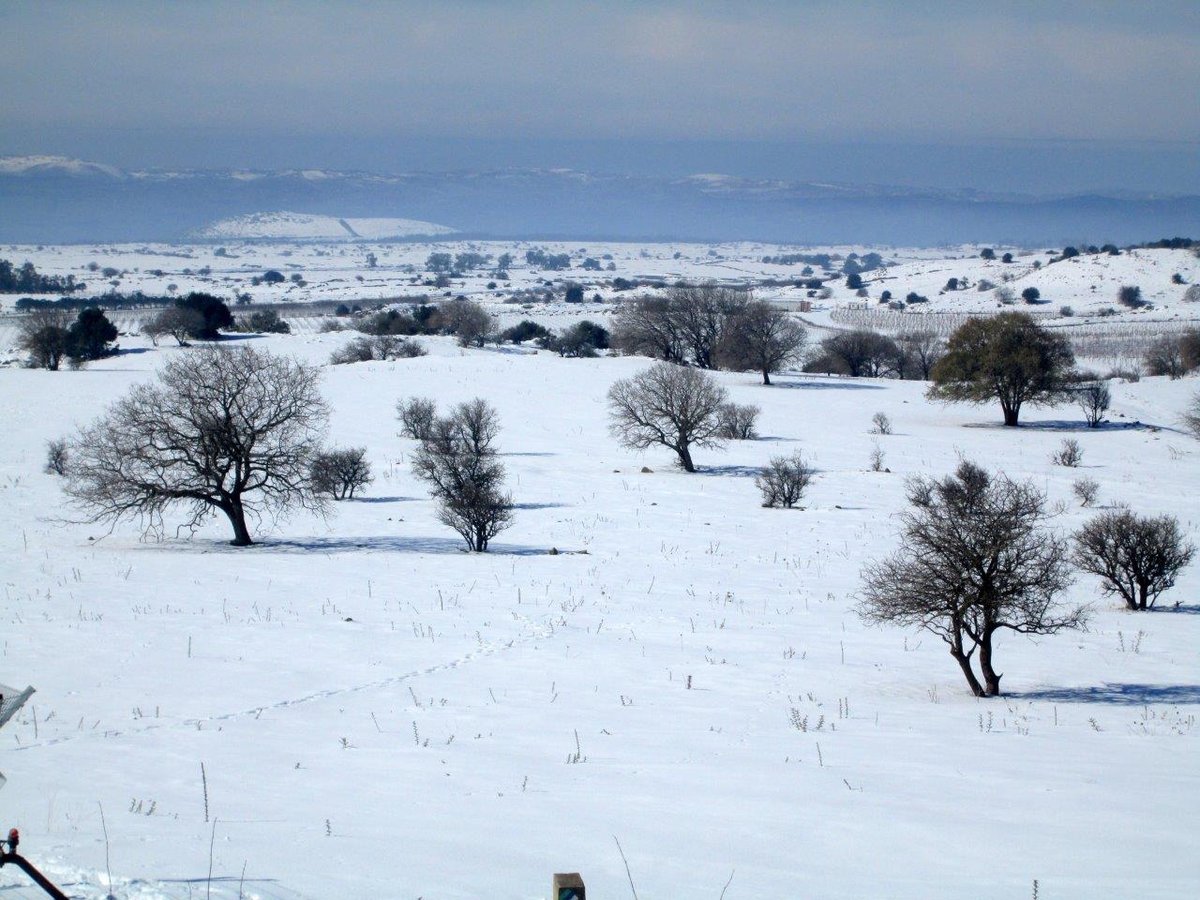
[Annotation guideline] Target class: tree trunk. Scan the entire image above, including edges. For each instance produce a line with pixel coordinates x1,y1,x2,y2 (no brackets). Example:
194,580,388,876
950,647,985,697
676,443,696,473
762,368,771,386
222,499,254,546
978,634,1003,696
1001,402,1020,427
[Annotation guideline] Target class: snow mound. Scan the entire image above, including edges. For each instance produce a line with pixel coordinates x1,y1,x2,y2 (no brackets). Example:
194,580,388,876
193,211,456,241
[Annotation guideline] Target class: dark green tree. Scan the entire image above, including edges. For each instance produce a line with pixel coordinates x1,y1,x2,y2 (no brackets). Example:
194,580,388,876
928,312,1075,426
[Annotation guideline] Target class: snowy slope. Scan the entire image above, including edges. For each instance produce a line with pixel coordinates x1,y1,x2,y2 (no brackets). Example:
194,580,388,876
192,212,456,241
0,311,1198,898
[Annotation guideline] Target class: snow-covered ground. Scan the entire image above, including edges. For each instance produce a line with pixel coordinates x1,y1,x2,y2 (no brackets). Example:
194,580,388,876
1,243,1199,899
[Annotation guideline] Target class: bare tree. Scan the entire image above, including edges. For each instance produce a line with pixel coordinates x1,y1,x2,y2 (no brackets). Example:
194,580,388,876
607,363,729,472
143,306,205,347
716,402,761,440
1073,510,1195,610
65,345,328,546
1074,379,1110,428
1186,390,1200,439
18,308,72,370
718,300,807,384
611,295,686,363
671,284,746,369
397,397,438,440
45,438,69,476
756,452,814,508
858,461,1083,697
439,299,496,347
411,415,513,552
898,330,945,380
309,448,373,500
815,329,900,377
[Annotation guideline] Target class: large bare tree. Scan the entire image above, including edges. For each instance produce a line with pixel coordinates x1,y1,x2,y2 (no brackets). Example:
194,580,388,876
607,362,729,472
858,461,1084,697
718,300,807,384
66,345,328,546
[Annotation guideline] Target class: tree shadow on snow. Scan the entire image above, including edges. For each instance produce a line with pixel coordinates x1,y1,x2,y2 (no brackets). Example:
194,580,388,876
512,501,570,510
255,535,552,556
769,377,885,391
1014,683,1200,705
963,419,1167,433
699,464,762,478
349,495,418,503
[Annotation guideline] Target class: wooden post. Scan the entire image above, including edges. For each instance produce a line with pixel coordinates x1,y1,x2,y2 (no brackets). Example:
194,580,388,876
553,872,585,899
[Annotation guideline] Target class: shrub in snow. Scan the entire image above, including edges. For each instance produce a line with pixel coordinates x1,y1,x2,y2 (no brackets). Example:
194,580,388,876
1074,380,1110,428
310,448,372,500
1072,477,1099,508
716,402,761,440
870,412,892,435
756,452,814,509
45,438,68,476
1052,438,1083,467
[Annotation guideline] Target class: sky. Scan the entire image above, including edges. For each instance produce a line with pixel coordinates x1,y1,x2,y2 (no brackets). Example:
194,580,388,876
1,0,1198,193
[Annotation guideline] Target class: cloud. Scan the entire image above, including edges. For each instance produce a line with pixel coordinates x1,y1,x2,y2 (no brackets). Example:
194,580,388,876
0,1,1197,145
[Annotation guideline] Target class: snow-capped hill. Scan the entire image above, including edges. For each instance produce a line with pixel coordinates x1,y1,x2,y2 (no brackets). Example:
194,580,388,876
192,211,456,241
0,154,123,178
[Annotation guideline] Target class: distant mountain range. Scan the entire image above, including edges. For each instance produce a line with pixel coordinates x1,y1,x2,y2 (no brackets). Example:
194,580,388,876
1,155,1196,245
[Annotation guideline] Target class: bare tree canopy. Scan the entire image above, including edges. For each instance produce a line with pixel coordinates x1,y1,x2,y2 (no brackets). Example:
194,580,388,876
858,460,1084,697
310,447,373,500
718,300,807,384
1073,509,1195,610
66,345,328,546
607,362,729,472
928,312,1075,426
611,284,747,368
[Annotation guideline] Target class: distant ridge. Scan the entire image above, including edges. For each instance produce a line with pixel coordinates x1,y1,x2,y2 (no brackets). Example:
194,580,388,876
1,155,1197,245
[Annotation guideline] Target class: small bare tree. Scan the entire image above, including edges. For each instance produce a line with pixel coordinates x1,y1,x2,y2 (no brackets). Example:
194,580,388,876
607,363,729,472
1073,509,1195,610
45,438,69,476
756,452,814,508
143,306,205,347
411,415,513,552
858,461,1083,697
18,309,72,370
1074,380,1110,428
870,412,892,435
397,397,438,441
65,345,328,546
1072,477,1099,507
310,448,373,500
1184,390,1200,439
717,402,761,440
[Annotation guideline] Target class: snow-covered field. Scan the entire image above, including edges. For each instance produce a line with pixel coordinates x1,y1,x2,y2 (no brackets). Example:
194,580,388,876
1,243,1199,899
